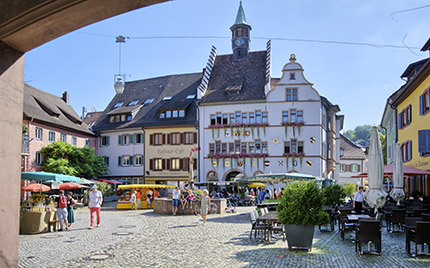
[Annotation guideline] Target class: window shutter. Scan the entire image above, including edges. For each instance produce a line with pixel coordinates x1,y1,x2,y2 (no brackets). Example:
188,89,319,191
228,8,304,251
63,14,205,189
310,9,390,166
166,159,171,170
106,136,110,145
180,133,184,144
408,105,412,124
420,95,424,115
193,158,197,170
129,156,133,165
149,159,154,171
408,140,412,161
193,133,197,144
167,134,171,145
398,113,402,129
150,134,153,145
180,158,184,171
184,157,189,171
118,135,123,145
162,134,166,145
129,134,134,144
118,156,122,166
418,130,430,153
99,137,102,147
357,164,361,172
162,159,166,170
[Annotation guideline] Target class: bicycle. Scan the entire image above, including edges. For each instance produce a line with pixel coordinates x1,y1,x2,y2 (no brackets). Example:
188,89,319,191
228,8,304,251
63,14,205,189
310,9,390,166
193,201,218,215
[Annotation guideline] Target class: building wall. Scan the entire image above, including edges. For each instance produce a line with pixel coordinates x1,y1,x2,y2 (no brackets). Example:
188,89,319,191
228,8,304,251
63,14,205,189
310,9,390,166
397,74,430,171
22,120,97,172
97,128,144,180
145,126,197,186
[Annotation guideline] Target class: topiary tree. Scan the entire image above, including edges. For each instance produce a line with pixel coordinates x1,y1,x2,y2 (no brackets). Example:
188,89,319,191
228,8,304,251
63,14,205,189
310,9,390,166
322,184,346,206
277,180,329,226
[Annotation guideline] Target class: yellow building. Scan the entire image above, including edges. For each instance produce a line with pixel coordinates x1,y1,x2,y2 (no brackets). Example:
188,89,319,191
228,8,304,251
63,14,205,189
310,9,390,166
145,126,198,186
392,38,430,196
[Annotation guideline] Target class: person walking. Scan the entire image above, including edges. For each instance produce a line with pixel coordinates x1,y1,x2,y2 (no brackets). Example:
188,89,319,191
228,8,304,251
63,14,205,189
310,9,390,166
66,192,76,229
172,186,180,216
130,191,137,210
56,190,68,231
136,190,141,209
200,189,211,225
353,186,364,214
88,185,103,229
259,188,267,204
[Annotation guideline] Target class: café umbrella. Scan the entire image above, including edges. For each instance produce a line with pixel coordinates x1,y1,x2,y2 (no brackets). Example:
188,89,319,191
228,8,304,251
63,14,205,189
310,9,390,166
390,142,405,205
22,183,50,192
248,182,266,188
59,182,81,190
364,127,387,216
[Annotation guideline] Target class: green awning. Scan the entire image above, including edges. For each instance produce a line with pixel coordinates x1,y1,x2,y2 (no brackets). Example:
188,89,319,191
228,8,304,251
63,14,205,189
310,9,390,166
21,172,80,183
80,178,94,185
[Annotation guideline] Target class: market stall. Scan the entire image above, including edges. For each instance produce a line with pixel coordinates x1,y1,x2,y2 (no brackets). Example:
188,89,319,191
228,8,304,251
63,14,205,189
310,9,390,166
116,184,175,210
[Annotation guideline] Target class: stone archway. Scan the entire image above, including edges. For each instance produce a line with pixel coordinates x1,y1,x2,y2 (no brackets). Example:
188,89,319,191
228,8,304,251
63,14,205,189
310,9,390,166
206,170,219,181
222,169,247,182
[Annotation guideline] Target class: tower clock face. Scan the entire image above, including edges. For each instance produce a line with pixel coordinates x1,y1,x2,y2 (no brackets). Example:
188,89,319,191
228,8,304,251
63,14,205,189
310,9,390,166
235,38,244,47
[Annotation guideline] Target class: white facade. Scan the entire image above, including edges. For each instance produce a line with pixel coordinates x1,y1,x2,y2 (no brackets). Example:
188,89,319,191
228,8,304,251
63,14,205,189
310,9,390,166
198,56,341,182
97,128,144,181
338,158,367,186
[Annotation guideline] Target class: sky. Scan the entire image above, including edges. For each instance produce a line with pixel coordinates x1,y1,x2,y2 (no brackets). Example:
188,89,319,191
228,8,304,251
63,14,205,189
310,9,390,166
24,0,430,131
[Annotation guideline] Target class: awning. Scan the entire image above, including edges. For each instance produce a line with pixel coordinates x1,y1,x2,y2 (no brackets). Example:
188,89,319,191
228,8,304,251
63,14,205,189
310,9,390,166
21,172,80,183
351,164,430,178
80,178,94,185
95,179,123,184
236,172,316,183
117,184,176,189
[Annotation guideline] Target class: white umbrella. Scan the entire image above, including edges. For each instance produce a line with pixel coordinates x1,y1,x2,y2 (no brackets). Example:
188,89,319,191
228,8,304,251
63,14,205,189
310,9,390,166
390,142,405,205
364,127,387,216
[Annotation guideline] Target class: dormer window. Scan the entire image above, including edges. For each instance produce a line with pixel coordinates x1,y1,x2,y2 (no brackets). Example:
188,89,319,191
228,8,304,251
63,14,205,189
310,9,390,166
179,109,185,117
290,73,296,80
163,96,172,101
144,99,154,104
113,102,123,108
128,100,138,106
166,111,172,118
186,94,196,99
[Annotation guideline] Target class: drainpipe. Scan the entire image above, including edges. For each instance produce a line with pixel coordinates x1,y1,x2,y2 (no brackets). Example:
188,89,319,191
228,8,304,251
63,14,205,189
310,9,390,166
142,127,145,184
196,104,200,184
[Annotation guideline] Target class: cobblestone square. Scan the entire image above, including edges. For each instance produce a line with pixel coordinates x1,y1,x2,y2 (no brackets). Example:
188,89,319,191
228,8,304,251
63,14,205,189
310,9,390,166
19,205,430,268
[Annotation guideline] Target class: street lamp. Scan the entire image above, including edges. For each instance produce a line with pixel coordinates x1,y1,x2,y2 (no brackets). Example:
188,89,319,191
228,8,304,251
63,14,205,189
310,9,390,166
114,35,126,94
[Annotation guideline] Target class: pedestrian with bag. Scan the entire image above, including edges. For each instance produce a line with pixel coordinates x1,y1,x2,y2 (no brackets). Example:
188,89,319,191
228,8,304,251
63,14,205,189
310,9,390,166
66,192,76,229
56,190,68,231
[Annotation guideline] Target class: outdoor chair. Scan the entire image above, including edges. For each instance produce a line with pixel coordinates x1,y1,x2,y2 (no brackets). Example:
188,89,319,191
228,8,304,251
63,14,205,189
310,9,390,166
340,218,355,241
263,207,269,215
249,211,265,239
388,209,406,232
413,208,428,217
338,208,352,230
269,222,286,242
406,221,430,256
355,220,382,255
260,208,266,216
319,208,335,232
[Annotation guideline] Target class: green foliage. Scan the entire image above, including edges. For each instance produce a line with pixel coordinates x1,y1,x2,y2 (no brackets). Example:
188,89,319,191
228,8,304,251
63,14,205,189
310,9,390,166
322,184,346,206
22,124,29,134
343,183,356,198
277,181,329,226
94,182,113,196
344,125,386,149
41,142,109,179
344,130,355,141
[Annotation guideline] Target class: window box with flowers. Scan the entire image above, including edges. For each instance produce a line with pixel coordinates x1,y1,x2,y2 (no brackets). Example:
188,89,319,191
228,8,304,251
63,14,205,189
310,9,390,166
281,121,305,137
283,152,305,169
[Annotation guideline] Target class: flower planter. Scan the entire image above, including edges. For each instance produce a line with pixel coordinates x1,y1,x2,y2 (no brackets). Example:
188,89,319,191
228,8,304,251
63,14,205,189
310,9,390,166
284,224,315,251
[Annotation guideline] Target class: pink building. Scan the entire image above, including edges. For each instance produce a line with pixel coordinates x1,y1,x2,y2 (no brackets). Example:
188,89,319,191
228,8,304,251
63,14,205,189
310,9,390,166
21,84,97,174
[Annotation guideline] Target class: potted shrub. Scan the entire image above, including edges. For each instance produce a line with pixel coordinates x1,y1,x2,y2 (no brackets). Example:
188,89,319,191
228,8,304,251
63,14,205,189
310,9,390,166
277,180,329,251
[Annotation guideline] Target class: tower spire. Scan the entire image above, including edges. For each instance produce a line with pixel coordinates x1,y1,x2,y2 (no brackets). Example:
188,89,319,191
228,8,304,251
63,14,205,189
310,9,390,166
230,1,251,60
233,0,250,26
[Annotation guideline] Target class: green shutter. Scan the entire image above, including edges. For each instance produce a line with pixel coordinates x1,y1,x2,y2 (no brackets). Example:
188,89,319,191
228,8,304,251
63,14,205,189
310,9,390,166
129,156,133,165
129,134,134,144
118,135,123,145
118,156,122,166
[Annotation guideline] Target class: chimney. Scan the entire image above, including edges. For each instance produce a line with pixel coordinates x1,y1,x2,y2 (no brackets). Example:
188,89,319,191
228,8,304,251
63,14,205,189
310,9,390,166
82,106,88,119
62,91,69,104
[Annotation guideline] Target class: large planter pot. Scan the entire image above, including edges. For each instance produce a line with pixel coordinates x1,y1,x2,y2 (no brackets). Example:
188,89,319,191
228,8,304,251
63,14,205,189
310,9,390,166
284,224,315,251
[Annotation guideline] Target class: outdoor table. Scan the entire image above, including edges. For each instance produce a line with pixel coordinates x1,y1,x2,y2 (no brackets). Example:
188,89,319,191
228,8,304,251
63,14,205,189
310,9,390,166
347,214,371,223
257,212,279,241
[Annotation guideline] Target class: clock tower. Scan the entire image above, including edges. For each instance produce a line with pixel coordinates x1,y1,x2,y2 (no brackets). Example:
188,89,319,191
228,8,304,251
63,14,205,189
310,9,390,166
230,0,251,60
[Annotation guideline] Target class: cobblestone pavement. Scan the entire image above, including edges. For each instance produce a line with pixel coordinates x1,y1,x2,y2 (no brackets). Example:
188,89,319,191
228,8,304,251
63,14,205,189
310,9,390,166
19,204,430,268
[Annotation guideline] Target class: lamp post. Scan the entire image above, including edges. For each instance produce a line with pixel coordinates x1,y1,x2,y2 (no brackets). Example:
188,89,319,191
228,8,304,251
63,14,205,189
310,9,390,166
114,35,126,94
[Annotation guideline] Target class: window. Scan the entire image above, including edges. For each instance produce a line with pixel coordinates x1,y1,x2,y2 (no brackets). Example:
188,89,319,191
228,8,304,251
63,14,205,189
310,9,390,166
110,116,115,123
340,164,345,172
340,149,344,157
171,158,180,170
418,130,430,156
290,73,296,80
291,139,297,153
120,114,126,121
297,111,303,122
286,88,298,101
215,141,221,153
290,110,297,123
184,133,194,144
209,143,215,154
153,134,163,145
229,113,235,124
222,143,227,154
249,112,255,124
171,133,181,145
210,115,216,125
236,112,241,123
100,136,110,146
284,141,290,154
255,140,261,153
115,115,120,122
135,133,143,144
85,139,91,146
241,142,247,153
282,111,289,123
128,100,138,106
262,142,268,153
398,105,412,129
118,135,131,145
186,94,196,99
262,112,268,124
401,141,412,161
298,141,304,153
122,155,131,166
163,96,172,101
235,140,241,154
166,111,172,118
113,102,124,108
241,113,247,124
222,114,228,125
256,111,261,123
71,136,77,146
179,109,185,117
249,142,255,154
126,114,132,121
135,155,143,166
144,98,154,104
48,131,56,143
419,89,430,115
216,113,222,124
237,28,242,37
285,139,303,154
103,156,109,166
172,110,178,118
160,112,165,118
35,151,43,165
228,143,234,153
154,159,163,170
351,164,358,173
60,133,67,143
35,127,43,140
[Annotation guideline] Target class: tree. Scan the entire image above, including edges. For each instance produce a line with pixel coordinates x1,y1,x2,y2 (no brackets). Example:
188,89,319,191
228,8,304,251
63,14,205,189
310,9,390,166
41,142,109,179
322,184,346,206
343,183,356,199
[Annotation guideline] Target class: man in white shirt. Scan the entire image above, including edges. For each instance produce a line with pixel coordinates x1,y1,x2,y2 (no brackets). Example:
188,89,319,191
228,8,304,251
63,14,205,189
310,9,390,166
88,185,103,229
353,186,364,214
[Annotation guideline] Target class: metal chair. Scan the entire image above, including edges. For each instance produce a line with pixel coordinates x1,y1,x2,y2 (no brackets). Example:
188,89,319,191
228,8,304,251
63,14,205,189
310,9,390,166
355,220,382,255
389,209,406,232
407,221,430,256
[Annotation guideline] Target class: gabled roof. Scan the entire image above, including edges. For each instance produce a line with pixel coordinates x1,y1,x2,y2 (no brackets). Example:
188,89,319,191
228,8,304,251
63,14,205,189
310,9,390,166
83,111,103,128
23,84,95,136
340,134,366,160
200,51,267,104
400,58,429,78
421,37,430,51
92,73,202,131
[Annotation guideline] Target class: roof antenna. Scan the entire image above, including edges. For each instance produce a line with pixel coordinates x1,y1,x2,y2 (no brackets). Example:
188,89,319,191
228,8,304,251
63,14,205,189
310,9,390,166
114,35,127,94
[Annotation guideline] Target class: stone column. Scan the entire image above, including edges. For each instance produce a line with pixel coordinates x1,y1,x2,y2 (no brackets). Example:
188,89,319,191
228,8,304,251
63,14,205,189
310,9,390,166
0,41,24,268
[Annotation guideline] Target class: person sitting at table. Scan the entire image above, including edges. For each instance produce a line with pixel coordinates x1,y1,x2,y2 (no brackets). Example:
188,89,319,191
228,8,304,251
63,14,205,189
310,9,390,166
353,186,364,214
187,189,195,209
